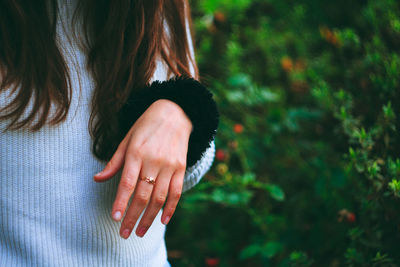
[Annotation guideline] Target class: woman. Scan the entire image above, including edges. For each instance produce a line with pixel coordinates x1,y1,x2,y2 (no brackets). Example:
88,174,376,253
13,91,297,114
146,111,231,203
0,0,219,266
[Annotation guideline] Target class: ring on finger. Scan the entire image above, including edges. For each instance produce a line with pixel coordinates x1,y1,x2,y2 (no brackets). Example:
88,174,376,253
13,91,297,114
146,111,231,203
140,175,156,185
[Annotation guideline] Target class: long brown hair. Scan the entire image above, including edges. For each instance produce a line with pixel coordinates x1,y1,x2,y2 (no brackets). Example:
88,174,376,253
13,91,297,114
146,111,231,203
0,0,199,161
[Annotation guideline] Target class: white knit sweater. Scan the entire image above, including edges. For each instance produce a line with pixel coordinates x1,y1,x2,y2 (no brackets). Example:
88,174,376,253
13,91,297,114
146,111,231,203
0,1,215,266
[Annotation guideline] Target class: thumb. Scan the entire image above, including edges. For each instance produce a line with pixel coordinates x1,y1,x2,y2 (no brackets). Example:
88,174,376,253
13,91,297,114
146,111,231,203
93,135,130,182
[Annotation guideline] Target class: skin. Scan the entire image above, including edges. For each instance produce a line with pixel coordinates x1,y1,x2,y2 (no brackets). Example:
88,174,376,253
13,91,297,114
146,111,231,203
93,99,193,239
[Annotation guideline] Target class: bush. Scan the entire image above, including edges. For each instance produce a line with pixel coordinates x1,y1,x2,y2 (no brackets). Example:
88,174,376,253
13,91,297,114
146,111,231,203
166,0,400,266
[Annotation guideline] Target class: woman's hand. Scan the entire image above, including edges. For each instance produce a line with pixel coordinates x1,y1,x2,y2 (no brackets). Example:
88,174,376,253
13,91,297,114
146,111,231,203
93,99,193,239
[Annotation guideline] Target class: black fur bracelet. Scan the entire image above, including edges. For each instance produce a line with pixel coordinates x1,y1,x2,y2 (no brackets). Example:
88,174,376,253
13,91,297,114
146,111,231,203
117,75,220,168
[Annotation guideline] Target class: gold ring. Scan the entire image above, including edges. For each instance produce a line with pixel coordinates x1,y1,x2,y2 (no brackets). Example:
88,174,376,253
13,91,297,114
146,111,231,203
140,176,156,185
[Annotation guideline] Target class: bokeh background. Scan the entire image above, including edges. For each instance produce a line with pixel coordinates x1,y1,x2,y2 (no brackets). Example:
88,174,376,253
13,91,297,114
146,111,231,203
165,0,400,266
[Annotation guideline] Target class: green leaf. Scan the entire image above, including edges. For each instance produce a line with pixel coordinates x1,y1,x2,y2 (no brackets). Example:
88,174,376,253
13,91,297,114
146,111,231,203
262,241,283,258
264,184,285,201
239,244,262,259
242,172,256,185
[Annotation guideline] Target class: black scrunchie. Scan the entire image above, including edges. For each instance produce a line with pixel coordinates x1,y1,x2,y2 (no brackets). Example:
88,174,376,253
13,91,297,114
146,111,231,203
117,75,219,168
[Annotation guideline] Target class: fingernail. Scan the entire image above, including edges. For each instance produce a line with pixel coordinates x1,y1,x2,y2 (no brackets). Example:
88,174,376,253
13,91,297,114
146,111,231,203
137,226,147,237
94,170,104,177
163,216,170,225
121,228,130,239
113,211,122,221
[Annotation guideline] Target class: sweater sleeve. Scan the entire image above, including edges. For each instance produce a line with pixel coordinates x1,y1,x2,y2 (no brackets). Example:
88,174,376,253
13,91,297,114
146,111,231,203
179,8,216,193
182,137,215,193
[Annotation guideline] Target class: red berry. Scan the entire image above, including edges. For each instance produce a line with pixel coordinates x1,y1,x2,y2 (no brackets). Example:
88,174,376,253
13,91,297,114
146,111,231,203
215,149,226,161
281,57,293,72
214,11,226,23
347,213,356,223
205,257,220,267
233,123,244,133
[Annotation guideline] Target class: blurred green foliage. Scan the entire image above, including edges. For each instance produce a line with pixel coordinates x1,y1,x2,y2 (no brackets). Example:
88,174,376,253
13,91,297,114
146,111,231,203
165,0,400,266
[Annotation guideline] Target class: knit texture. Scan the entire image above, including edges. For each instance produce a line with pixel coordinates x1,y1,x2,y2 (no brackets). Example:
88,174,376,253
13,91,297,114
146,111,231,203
0,1,215,266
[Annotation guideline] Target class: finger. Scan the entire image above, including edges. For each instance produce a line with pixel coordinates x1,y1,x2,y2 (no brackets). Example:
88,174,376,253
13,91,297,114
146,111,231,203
93,132,131,182
119,165,159,239
161,167,185,225
111,150,142,222
135,167,173,237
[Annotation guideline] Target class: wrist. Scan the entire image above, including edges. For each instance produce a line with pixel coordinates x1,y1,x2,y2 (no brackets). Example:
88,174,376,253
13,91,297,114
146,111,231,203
152,99,193,134
118,75,219,168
